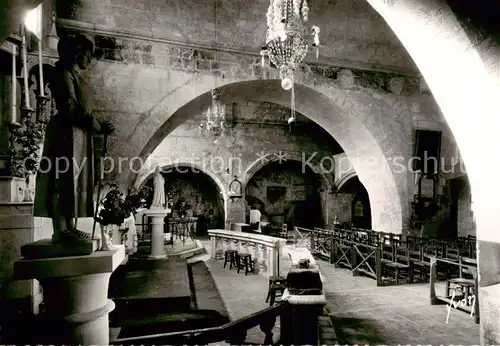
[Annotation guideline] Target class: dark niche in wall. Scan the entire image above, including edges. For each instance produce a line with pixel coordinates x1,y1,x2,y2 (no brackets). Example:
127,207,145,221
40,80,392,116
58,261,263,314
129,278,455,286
246,160,324,229
145,167,224,235
338,176,372,230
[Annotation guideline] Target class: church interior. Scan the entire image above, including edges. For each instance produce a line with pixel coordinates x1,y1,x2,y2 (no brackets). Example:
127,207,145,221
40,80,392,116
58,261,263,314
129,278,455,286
0,0,499,344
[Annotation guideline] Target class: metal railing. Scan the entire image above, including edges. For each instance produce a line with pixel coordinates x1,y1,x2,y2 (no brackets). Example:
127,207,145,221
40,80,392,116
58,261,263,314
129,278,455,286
110,302,285,345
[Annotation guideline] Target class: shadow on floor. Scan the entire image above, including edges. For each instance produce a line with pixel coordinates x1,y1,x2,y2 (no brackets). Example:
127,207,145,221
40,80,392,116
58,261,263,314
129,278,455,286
330,316,386,345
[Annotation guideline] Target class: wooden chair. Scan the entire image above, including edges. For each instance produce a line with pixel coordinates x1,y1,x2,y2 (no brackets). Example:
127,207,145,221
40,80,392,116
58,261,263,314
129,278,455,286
411,243,433,282
278,223,289,239
266,276,286,303
384,243,411,284
445,257,476,307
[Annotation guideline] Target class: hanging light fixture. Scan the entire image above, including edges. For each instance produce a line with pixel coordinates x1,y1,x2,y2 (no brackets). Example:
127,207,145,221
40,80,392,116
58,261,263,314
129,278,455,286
199,88,226,140
199,0,228,141
261,0,320,124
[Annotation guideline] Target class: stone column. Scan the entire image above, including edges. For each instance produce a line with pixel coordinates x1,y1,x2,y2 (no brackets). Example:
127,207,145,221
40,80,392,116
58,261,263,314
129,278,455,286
13,245,125,345
280,292,327,345
145,208,168,259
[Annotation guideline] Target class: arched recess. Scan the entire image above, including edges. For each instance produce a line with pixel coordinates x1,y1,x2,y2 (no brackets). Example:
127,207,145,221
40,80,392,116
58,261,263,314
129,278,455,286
135,162,227,199
135,162,227,225
127,80,406,234
242,151,334,191
338,175,372,230
245,159,326,229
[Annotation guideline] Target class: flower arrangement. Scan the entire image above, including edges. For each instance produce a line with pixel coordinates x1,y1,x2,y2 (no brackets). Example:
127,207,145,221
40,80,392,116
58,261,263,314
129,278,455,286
95,184,134,227
125,186,152,214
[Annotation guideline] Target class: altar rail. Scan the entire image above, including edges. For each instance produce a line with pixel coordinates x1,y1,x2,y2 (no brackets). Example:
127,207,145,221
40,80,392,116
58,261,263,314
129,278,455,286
208,229,287,278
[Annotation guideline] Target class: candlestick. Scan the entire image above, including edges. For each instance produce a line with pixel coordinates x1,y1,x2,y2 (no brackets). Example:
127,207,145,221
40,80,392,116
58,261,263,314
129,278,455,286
38,38,44,97
21,27,30,109
11,45,17,123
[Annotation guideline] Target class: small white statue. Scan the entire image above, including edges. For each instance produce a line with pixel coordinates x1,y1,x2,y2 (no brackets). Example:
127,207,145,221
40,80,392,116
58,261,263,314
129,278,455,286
122,213,138,254
99,224,115,251
151,166,166,209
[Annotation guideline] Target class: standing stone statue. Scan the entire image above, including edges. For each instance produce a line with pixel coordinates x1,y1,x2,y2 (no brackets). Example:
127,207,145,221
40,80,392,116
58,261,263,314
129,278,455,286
151,167,166,209
34,33,114,245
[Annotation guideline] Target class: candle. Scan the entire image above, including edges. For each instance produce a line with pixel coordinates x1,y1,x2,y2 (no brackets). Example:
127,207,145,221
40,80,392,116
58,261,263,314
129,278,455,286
38,38,44,97
11,44,16,123
21,28,30,108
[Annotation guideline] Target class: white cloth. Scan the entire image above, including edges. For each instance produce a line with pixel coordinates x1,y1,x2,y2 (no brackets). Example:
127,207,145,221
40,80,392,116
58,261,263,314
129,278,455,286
288,247,317,266
249,209,262,232
287,247,325,282
122,213,138,254
249,209,261,224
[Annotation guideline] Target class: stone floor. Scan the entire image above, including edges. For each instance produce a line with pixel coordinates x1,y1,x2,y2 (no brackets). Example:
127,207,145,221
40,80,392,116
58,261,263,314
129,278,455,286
205,258,281,344
320,261,480,345
203,242,481,345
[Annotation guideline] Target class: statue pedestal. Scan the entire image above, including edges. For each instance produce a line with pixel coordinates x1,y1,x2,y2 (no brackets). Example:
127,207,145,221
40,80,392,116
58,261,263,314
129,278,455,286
14,245,125,345
20,238,98,259
0,176,26,202
145,208,169,259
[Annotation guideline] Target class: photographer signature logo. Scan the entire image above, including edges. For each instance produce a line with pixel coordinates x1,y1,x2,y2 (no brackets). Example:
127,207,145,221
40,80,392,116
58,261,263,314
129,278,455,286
445,287,476,324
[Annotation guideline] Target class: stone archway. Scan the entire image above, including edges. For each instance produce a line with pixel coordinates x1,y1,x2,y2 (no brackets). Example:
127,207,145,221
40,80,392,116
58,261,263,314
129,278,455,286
125,79,407,235
3,0,499,342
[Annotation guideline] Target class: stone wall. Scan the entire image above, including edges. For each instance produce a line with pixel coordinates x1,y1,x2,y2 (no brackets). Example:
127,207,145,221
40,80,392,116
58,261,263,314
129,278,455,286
1,0,463,237
55,0,418,73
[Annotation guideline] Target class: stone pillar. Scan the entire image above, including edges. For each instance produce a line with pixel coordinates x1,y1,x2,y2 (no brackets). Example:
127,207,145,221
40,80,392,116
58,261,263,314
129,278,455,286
13,245,125,345
280,293,326,345
145,208,168,259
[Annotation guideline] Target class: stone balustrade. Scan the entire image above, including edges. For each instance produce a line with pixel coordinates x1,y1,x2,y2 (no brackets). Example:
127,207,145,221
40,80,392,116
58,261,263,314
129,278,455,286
208,229,286,278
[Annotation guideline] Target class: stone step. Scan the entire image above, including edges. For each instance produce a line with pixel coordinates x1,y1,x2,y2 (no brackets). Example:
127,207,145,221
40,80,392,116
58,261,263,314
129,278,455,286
131,240,206,260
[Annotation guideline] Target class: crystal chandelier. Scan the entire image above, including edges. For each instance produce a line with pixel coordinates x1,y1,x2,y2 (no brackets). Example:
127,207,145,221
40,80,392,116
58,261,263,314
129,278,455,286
261,0,320,90
261,0,320,124
199,88,226,139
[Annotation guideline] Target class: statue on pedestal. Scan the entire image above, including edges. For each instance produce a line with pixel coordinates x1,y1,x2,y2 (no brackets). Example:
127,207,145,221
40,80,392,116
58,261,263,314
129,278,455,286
33,33,114,245
151,167,165,209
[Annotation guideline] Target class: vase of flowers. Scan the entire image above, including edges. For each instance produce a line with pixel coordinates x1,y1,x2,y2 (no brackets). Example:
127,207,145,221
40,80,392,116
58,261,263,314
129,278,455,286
94,185,134,251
